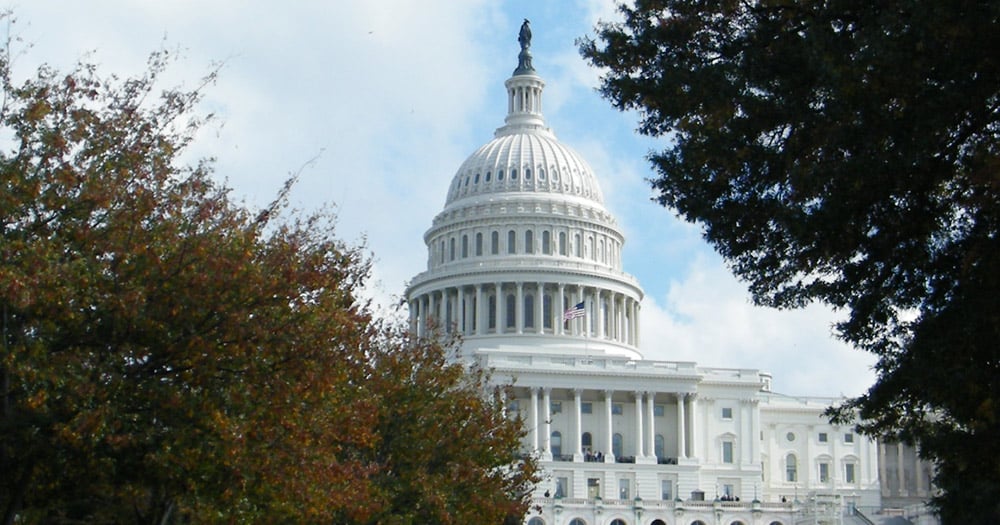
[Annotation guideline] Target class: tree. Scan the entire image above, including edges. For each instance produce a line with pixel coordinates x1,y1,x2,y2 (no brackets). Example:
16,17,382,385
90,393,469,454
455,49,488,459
580,1,999,522
0,15,536,524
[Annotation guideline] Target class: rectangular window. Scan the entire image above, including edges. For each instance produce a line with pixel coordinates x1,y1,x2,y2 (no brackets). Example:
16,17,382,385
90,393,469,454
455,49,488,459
618,478,630,499
818,432,828,443
612,403,623,415
587,478,600,499
722,484,734,498
722,441,734,464
844,433,854,443
581,402,593,414
845,463,856,483
660,479,673,501
721,407,733,419
555,477,567,498
819,462,830,482
507,400,520,413
551,401,562,414
654,404,665,417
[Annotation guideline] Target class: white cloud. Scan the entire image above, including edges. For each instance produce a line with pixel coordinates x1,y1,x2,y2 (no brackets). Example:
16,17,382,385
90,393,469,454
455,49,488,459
641,254,877,397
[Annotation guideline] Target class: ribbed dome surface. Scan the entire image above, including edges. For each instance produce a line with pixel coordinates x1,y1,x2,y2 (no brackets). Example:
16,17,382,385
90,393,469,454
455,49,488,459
444,132,605,208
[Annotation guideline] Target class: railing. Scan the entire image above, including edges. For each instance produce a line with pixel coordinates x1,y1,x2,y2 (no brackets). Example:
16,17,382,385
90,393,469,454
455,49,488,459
851,507,876,525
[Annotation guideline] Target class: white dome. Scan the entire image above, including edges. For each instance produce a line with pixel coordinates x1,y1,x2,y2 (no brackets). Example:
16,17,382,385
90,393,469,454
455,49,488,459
444,132,605,210
406,28,643,360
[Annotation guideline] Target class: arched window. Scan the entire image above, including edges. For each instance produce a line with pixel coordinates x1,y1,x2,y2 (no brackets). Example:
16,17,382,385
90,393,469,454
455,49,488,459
613,433,623,458
449,238,456,261
691,521,708,525
651,521,667,525
730,521,747,525
507,230,516,254
525,167,532,180
655,434,665,459
574,233,582,257
769,522,785,525
551,431,562,457
610,520,627,525
527,518,545,525
559,232,567,255
505,294,516,328
491,231,499,254
511,168,518,179
786,453,798,482
542,230,551,254
498,169,504,181
475,232,483,256
485,171,492,182
525,230,534,254
568,520,587,525
439,240,445,263
461,235,468,258
582,432,592,450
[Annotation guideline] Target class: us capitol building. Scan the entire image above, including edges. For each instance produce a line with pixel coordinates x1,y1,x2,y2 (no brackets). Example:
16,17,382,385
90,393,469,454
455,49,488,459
405,22,937,525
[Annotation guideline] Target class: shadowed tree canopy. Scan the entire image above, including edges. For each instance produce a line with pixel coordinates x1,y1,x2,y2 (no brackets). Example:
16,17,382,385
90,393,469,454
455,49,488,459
0,15,536,524
581,1,999,522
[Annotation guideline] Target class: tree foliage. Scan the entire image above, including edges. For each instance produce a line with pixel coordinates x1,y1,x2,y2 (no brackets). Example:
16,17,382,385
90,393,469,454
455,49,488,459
581,0,999,521
0,16,535,524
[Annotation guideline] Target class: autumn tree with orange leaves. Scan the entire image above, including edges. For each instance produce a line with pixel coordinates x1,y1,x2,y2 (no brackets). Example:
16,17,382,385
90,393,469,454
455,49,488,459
0,15,536,524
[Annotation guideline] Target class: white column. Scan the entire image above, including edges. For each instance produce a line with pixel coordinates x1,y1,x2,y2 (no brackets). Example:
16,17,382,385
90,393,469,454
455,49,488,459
677,393,687,459
742,399,752,465
750,399,760,464
604,390,614,461
542,388,552,460
516,282,524,334
574,389,584,461
475,284,485,335
897,442,907,496
494,282,502,334
557,284,565,335
597,290,605,339
616,294,628,343
689,394,699,459
535,282,544,333
429,292,437,329
879,442,889,496
634,391,644,458
633,300,641,347
530,387,539,453
624,298,631,345
646,392,656,458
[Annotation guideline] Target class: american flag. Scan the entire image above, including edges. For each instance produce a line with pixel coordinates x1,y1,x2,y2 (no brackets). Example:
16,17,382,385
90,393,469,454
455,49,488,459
563,301,585,321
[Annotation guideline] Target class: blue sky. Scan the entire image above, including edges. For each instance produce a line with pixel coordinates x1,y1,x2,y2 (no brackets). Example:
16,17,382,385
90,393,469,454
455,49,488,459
6,1,876,397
